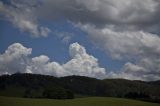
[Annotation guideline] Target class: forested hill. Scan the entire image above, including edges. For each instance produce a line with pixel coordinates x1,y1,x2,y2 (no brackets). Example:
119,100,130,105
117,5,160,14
0,73,160,102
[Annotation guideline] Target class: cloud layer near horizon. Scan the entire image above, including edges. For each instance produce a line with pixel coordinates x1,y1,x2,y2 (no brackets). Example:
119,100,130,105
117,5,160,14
0,43,160,81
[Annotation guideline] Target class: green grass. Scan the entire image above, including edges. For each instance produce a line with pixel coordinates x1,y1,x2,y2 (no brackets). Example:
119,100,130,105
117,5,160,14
0,86,26,97
0,96,159,106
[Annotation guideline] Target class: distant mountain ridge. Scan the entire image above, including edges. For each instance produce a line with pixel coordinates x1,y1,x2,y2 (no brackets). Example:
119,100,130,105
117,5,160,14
0,73,160,102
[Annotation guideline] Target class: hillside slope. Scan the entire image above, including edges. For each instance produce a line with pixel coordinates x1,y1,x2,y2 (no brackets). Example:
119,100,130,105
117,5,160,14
0,73,160,102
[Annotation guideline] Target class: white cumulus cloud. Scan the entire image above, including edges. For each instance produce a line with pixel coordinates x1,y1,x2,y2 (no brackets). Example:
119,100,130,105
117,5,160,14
0,43,106,79
0,43,32,74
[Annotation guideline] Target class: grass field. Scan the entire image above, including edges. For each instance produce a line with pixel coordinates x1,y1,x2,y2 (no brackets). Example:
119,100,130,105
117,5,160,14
0,96,159,106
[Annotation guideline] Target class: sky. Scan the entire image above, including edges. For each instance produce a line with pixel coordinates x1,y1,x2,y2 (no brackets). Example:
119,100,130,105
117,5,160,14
0,0,160,81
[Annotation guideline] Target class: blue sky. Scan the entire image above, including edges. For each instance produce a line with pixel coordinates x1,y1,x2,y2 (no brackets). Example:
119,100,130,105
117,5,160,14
0,19,125,71
0,0,160,81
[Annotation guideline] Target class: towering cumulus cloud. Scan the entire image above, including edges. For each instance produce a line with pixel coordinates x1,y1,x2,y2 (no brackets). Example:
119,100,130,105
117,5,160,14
0,43,32,75
0,43,106,79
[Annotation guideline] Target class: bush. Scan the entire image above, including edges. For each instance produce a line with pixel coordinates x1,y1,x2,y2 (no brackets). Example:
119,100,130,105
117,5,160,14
125,92,150,99
43,87,74,99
